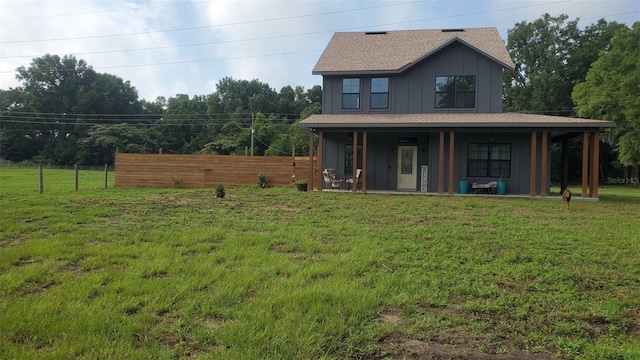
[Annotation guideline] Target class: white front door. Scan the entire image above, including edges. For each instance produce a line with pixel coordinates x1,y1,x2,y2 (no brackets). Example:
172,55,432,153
397,146,417,190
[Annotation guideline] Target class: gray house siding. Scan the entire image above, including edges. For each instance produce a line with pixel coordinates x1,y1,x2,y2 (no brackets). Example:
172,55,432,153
321,42,504,115
424,131,551,195
321,130,552,195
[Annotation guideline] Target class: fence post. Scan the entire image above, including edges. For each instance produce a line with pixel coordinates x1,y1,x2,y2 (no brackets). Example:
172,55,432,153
75,164,79,191
39,164,43,194
104,164,108,189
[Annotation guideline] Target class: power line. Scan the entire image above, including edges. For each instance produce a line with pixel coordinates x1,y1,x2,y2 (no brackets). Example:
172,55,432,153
0,3,635,74
0,110,307,118
0,115,305,126
0,1,429,44
3,9,637,61
0,0,213,22
0,49,324,74
0,30,329,60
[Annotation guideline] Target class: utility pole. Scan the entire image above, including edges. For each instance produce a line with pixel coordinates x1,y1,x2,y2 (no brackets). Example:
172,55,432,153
251,113,254,156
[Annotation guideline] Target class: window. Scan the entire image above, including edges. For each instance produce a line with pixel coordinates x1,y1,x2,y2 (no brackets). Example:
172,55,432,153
371,77,389,109
342,78,360,109
467,143,511,178
435,76,475,108
345,144,363,175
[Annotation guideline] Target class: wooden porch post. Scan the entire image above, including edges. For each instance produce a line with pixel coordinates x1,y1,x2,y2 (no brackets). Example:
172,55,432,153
540,131,548,196
590,131,600,198
352,131,358,192
308,130,314,189
448,131,455,194
438,131,445,194
362,131,368,193
317,131,324,191
530,131,537,196
561,138,569,191
581,131,589,197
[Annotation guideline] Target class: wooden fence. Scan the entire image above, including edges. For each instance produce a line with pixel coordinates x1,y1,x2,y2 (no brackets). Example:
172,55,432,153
115,152,317,188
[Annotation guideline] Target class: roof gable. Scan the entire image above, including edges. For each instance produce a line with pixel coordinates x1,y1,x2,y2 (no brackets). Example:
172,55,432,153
312,27,515,75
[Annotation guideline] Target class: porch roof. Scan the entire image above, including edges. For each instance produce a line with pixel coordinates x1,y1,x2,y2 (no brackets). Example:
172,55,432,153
298,113,616,130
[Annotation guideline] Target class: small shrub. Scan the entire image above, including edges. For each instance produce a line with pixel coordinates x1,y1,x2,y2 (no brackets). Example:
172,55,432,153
257,173,267,188
215,184,225,198
172,177,183,188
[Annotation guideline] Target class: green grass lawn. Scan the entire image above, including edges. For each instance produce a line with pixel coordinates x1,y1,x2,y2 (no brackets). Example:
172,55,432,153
1,168,639,359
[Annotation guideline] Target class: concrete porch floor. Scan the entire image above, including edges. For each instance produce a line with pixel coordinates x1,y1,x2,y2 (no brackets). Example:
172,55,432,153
320,189,600,201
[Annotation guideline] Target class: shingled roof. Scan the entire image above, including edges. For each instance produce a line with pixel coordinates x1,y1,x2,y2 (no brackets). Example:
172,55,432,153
313,27,515,75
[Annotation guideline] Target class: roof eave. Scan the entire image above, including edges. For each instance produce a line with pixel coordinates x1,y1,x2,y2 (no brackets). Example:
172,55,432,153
300,123,615,129
312,69,403,76
298,115,616,129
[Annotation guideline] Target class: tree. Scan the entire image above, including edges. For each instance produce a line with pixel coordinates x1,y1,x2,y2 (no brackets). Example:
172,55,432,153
573,23,640,168
0,88,43,161
7,54,145,164
160,94,210,153
77,123,160,165
503,14,624,115
504,14,628,182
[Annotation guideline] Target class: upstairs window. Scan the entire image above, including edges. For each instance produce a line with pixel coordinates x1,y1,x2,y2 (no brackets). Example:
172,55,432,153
435,76,475,108
342,78,360,109
370,77,389,109
467,143,511,178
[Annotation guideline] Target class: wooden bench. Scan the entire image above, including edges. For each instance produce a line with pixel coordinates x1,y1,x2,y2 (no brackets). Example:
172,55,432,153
472,181,498,194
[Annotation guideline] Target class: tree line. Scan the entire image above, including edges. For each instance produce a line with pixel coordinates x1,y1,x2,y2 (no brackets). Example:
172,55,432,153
1,14,638,179
0,55,321,165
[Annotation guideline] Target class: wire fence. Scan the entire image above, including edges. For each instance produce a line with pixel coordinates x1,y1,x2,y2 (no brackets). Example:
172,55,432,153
0,159,113,172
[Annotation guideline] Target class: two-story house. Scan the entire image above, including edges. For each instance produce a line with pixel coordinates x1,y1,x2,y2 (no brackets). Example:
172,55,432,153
299,27,614,197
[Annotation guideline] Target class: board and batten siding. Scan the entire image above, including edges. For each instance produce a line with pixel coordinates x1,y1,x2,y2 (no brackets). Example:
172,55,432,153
322,42,505,115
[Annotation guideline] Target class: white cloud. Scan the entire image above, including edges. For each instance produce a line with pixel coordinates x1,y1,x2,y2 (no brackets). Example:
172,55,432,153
1,0,638,101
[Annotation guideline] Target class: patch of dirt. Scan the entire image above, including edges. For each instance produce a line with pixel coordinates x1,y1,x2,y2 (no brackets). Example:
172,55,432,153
1,236,23,248
365,303,561,360
373,334,559,360
124,302,144,316
63,262,85,275
14,258,36,266
142,270,169,279
379,308,404,326
21,281,58,296
269,243,304,254
156,311,213,358
310,272,334,281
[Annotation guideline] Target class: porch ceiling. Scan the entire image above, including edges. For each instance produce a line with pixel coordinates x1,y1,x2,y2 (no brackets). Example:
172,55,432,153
298,113,615,131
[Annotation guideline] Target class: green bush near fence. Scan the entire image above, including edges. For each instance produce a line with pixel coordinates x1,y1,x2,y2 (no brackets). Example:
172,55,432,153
1,168,639,359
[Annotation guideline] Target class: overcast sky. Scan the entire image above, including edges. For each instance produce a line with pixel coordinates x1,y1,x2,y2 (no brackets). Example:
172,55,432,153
1,0,638,102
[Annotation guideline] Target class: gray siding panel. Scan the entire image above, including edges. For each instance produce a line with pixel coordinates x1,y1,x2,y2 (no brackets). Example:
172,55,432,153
490,64,504,112
321,130,552,194
322,42,505,115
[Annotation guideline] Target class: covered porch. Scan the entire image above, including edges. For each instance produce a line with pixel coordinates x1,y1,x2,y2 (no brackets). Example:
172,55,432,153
299,113,615,198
